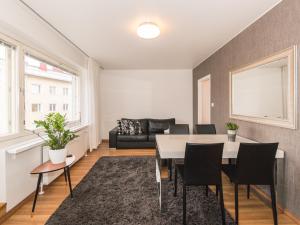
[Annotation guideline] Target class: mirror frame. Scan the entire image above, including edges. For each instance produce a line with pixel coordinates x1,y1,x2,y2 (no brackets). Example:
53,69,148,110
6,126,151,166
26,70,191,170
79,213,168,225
229,46,297,129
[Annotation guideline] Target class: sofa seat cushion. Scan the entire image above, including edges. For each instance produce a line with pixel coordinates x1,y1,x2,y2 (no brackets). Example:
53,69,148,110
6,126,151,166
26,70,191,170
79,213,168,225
117,135,148,142
148,118,175,134
148,134,156,142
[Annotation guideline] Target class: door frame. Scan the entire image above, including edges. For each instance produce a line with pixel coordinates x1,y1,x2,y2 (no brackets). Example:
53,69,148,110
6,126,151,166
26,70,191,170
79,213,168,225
197,74,211,124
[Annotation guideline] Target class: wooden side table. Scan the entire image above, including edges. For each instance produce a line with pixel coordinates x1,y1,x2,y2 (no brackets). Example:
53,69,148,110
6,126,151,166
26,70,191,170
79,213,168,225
30,155,75,213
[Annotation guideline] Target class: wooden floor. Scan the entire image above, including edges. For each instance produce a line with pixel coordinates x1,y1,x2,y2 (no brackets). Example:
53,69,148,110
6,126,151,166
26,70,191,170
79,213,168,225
0,142,297,225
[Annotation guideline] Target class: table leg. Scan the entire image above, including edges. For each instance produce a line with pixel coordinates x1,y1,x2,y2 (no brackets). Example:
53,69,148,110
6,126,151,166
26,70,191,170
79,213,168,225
32,173,43,213
63,167,67,184
156,148,168,213
66,166,73,198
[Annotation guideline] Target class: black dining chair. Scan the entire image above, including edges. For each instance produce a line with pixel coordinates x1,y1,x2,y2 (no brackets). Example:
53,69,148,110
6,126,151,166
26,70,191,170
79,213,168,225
195,124,216,134
194,123,218,196
222,143,279,225
168,124,190,181
174,143,225,225
170,124,190,134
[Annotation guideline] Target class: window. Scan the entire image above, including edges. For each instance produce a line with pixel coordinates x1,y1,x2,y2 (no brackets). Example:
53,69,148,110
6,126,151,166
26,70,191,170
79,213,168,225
49,86,56,95
32,104,41,112
24,55,80,130
49,104,56,111
31,84,40,94
63,103,68,111
63,87,68,96
0,41,16,136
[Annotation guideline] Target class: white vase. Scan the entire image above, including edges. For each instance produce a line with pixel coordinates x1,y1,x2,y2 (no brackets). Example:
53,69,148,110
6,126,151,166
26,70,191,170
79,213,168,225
48,148,67,164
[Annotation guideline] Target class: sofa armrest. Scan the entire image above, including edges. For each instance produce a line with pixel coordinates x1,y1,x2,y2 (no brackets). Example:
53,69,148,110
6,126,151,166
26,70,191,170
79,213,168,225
109,126,119,148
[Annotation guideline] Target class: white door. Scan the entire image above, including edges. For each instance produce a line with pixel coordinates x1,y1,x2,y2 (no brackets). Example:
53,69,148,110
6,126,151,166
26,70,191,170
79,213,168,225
198,75,211,124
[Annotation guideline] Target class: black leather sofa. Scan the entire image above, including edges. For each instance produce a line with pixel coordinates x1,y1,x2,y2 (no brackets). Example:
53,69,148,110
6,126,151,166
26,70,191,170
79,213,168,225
109,118,175,149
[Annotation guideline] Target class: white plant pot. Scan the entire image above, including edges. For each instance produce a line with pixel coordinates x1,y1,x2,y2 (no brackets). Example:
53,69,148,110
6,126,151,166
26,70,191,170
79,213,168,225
227,130,237,135
48,148,67,164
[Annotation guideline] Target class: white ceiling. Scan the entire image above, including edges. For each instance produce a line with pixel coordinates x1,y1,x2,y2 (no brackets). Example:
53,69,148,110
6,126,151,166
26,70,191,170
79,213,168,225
23,0,281,69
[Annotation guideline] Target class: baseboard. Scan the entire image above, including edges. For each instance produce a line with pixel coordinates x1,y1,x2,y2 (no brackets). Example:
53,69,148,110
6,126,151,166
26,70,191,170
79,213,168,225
252,185,300,224
102,139,109,143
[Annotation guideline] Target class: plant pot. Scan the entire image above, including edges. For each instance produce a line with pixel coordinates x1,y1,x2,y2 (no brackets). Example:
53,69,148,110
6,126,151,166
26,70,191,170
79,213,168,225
48,148,67,164
227,130,237,142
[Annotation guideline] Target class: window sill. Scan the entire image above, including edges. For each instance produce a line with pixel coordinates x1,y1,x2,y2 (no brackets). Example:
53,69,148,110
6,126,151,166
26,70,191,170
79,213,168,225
3,124,89,155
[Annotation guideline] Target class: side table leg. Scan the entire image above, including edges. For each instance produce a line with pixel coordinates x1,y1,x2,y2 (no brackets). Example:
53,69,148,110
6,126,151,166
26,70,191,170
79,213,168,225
63,168,67,184
32,173,43,214
66,166,73,198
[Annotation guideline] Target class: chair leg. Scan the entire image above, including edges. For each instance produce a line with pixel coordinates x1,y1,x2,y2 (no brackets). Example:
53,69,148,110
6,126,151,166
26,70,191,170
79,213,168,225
206,185,209,197
234,184,239,225
183,184,187,225
216,185,219,197
270,184,278,225
168,159,172,181
174,166,177,197
247,185,250,199
219,185,226,225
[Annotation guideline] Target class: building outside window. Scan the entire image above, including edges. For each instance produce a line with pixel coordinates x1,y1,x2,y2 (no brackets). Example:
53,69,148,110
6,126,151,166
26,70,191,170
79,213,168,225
49,104,56,112
24,55,80,130
49,86,56,95
32,104,41,112
63,103,68,111
0,41,16,136
31,84,40,94
63,87,68,96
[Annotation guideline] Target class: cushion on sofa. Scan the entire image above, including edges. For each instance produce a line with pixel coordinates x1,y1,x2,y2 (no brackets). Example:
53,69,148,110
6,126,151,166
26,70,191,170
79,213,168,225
148,134,156,142
117,135,148,142
122,118,148,134
148,118,175,134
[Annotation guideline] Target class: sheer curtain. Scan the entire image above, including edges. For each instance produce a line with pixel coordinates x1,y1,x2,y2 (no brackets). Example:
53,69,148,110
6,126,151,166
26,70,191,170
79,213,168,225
86,58,102,151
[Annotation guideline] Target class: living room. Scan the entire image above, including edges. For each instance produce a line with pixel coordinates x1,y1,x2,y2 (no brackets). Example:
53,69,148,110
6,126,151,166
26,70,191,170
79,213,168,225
0,0,300,225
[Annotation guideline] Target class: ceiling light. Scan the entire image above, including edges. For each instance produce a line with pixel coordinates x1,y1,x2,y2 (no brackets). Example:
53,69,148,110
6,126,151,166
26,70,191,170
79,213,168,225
137,22,160,39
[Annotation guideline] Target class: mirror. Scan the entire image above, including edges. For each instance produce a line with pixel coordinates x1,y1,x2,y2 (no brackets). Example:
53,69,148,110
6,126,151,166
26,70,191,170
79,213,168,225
230,46,297,129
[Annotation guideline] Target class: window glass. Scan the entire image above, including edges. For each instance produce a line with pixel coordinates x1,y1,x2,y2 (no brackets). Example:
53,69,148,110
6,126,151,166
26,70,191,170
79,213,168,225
24,55,80,130
0,42,16,136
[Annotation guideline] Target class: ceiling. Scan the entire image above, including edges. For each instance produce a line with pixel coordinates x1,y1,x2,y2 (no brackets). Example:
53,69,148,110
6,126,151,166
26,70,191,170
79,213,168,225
22,0,282,69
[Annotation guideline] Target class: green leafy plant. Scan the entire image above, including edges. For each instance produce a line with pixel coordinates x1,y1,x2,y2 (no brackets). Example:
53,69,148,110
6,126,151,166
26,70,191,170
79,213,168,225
34,113,78,150
225,122,239,130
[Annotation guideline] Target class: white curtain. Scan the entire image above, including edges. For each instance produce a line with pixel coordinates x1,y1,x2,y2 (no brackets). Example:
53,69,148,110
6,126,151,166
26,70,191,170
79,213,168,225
87,58,102,150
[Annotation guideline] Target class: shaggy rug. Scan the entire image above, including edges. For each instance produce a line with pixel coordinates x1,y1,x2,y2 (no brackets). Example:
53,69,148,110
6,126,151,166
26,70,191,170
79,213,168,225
46,157,234,225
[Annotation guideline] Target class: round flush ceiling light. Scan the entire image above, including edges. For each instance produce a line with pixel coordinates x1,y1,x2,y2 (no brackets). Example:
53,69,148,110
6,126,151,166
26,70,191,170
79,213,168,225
137,22,160,39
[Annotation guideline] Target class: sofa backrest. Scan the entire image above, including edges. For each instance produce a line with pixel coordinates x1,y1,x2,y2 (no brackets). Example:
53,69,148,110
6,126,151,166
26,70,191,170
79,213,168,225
148,118,175,134
121,118,175,134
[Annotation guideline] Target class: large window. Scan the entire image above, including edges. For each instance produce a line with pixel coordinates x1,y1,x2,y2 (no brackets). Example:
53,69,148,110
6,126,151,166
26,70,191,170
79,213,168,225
24,55,80,130
0,42,16,136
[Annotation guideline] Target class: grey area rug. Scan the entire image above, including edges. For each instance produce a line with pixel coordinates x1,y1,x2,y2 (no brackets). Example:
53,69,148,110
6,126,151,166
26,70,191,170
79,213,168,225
46,157,234,225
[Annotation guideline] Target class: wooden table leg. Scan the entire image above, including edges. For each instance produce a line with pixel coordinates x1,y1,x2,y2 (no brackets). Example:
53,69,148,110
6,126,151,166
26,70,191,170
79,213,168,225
66,166,73,198
32,173,43,213
63,167,67,184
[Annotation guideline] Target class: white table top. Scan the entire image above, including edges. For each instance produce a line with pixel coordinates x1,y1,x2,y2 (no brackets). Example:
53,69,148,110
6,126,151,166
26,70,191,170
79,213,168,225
156,134,284,159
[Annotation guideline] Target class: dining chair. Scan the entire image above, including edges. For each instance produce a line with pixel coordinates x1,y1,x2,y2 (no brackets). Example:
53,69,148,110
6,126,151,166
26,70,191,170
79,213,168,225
174,143,225,225
168,124,190,181
170,124,190,134
222,143,279,225
195,124,216,134
194,123,218,196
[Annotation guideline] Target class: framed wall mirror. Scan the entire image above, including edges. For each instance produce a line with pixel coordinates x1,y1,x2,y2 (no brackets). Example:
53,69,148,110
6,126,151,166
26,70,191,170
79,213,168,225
230,46,297,129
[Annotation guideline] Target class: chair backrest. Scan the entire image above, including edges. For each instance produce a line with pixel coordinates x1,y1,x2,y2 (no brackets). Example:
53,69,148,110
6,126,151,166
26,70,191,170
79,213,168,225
169,124,189,134
236,143,278,185
184,143,224,185
195,124,216,134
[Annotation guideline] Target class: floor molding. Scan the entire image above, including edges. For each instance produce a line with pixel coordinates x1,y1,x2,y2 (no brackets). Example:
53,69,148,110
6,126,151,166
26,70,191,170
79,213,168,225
252,185,300,224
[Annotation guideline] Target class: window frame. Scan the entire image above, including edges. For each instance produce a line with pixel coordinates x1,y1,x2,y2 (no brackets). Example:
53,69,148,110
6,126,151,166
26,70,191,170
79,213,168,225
0,32,82,142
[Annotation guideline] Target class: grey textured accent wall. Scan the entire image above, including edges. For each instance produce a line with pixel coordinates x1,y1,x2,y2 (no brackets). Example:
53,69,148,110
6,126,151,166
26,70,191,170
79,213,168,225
193,0,300,218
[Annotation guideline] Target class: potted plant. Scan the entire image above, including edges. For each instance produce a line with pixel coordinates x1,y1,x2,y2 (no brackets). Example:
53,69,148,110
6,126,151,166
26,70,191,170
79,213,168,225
225,122,239,142
34,113,78,164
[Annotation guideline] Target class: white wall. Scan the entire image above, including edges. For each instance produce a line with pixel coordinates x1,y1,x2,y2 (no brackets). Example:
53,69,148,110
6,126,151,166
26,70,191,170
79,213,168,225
0,0,87,69
100,70,193,138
